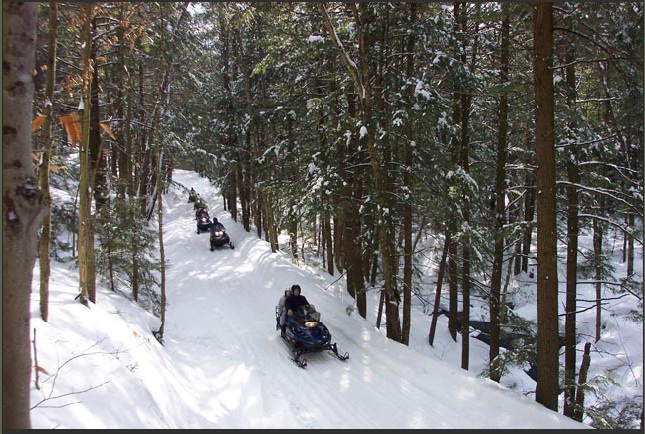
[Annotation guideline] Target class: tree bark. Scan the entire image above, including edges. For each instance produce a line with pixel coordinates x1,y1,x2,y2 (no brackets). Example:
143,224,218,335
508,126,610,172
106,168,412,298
2,2,43,428
489,3,510,383
78,2,97,305
563,25,580,418
533,2,560,412
401,2,417,345
38,2,58,322
572,342,592,422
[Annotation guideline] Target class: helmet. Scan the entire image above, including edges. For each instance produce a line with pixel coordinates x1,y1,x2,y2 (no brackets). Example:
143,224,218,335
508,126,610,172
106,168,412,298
213,217,218,224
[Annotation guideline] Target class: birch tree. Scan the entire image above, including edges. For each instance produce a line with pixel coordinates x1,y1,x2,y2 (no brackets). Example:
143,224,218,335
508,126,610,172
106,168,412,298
2,2,43,428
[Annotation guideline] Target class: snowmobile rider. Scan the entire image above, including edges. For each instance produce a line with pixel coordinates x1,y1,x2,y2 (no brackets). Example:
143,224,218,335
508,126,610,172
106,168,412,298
195,208,209,220
285,284,317,320
277,288,292,334
188,187,197,202
194,195,206,210
211,217,225,232
195,207,209,220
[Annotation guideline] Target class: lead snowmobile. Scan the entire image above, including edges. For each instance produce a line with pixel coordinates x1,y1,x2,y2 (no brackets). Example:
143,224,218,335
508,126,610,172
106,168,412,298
276,305,349,368
209,221,234,250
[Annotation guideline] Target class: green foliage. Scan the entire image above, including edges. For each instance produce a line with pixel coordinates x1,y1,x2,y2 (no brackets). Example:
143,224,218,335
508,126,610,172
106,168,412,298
93,197,161,310
584,382,643,429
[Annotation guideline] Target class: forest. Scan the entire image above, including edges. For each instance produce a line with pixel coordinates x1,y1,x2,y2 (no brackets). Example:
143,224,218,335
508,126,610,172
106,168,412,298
3,2,643,429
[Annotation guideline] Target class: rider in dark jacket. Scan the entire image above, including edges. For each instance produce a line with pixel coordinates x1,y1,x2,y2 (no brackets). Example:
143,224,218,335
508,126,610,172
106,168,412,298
285,284,310,316
210,217,225,232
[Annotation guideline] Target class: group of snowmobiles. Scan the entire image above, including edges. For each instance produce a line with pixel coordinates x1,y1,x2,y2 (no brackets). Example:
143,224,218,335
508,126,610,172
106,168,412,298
188,187,347,368
188,188,234,250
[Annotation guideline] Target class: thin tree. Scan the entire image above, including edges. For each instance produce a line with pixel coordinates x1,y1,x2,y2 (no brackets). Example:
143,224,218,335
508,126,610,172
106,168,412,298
489,2,510,384
533,2,560,411
401,1,417,345
77,2,97,305
38,2,59,322
563,11,580,418
3,2,44,428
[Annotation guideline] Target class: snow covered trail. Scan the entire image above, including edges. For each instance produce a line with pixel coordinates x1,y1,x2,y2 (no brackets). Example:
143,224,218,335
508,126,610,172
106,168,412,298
159,170,588,429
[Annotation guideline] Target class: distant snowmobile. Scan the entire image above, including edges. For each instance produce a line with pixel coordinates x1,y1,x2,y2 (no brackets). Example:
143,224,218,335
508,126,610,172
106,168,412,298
196,209,212,234
276,305,349,368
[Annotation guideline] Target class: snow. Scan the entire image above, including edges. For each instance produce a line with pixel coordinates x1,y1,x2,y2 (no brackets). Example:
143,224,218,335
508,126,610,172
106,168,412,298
27,169,640,429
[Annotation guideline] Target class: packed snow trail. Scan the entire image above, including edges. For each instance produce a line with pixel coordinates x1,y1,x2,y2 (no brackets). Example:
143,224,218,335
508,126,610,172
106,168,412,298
158,170,587,429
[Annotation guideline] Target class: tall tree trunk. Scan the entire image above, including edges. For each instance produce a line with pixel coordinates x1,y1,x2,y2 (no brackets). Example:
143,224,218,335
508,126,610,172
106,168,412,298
401,2,417,345
38,2,58,322
154,144,167,343
343,92,367,317
489,3,509,384
447,4,462,342
533,2,559,411
563,27,580,419
458,3,478,370
3,2,42,428
78,2,97,305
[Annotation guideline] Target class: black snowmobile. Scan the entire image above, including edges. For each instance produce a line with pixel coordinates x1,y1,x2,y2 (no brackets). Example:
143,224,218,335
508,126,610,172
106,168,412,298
276,305,349,368
209,222,234,250
196,209,212,234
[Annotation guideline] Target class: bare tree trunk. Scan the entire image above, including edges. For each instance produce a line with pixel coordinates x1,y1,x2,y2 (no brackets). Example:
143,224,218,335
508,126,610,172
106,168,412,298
447,4,461,342
563,27,580,418
489,3,509,383
401,2,417,346
155,145,167,343
78,2,97,305
2,2,42,428
38,2,58,322
533,2,559,411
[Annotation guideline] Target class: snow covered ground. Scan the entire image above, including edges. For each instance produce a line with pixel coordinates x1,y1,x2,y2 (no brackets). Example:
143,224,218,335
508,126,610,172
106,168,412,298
27,169,640,429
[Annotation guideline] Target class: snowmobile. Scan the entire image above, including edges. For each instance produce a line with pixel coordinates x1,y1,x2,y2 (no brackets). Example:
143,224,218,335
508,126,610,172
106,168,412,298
196,212,212,234
276,305,349,368
193,197,207,210
209,223,234,250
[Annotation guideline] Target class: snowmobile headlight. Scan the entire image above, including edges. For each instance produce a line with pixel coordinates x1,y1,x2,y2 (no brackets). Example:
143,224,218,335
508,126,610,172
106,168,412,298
214,231,223,236
305,321,318,327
